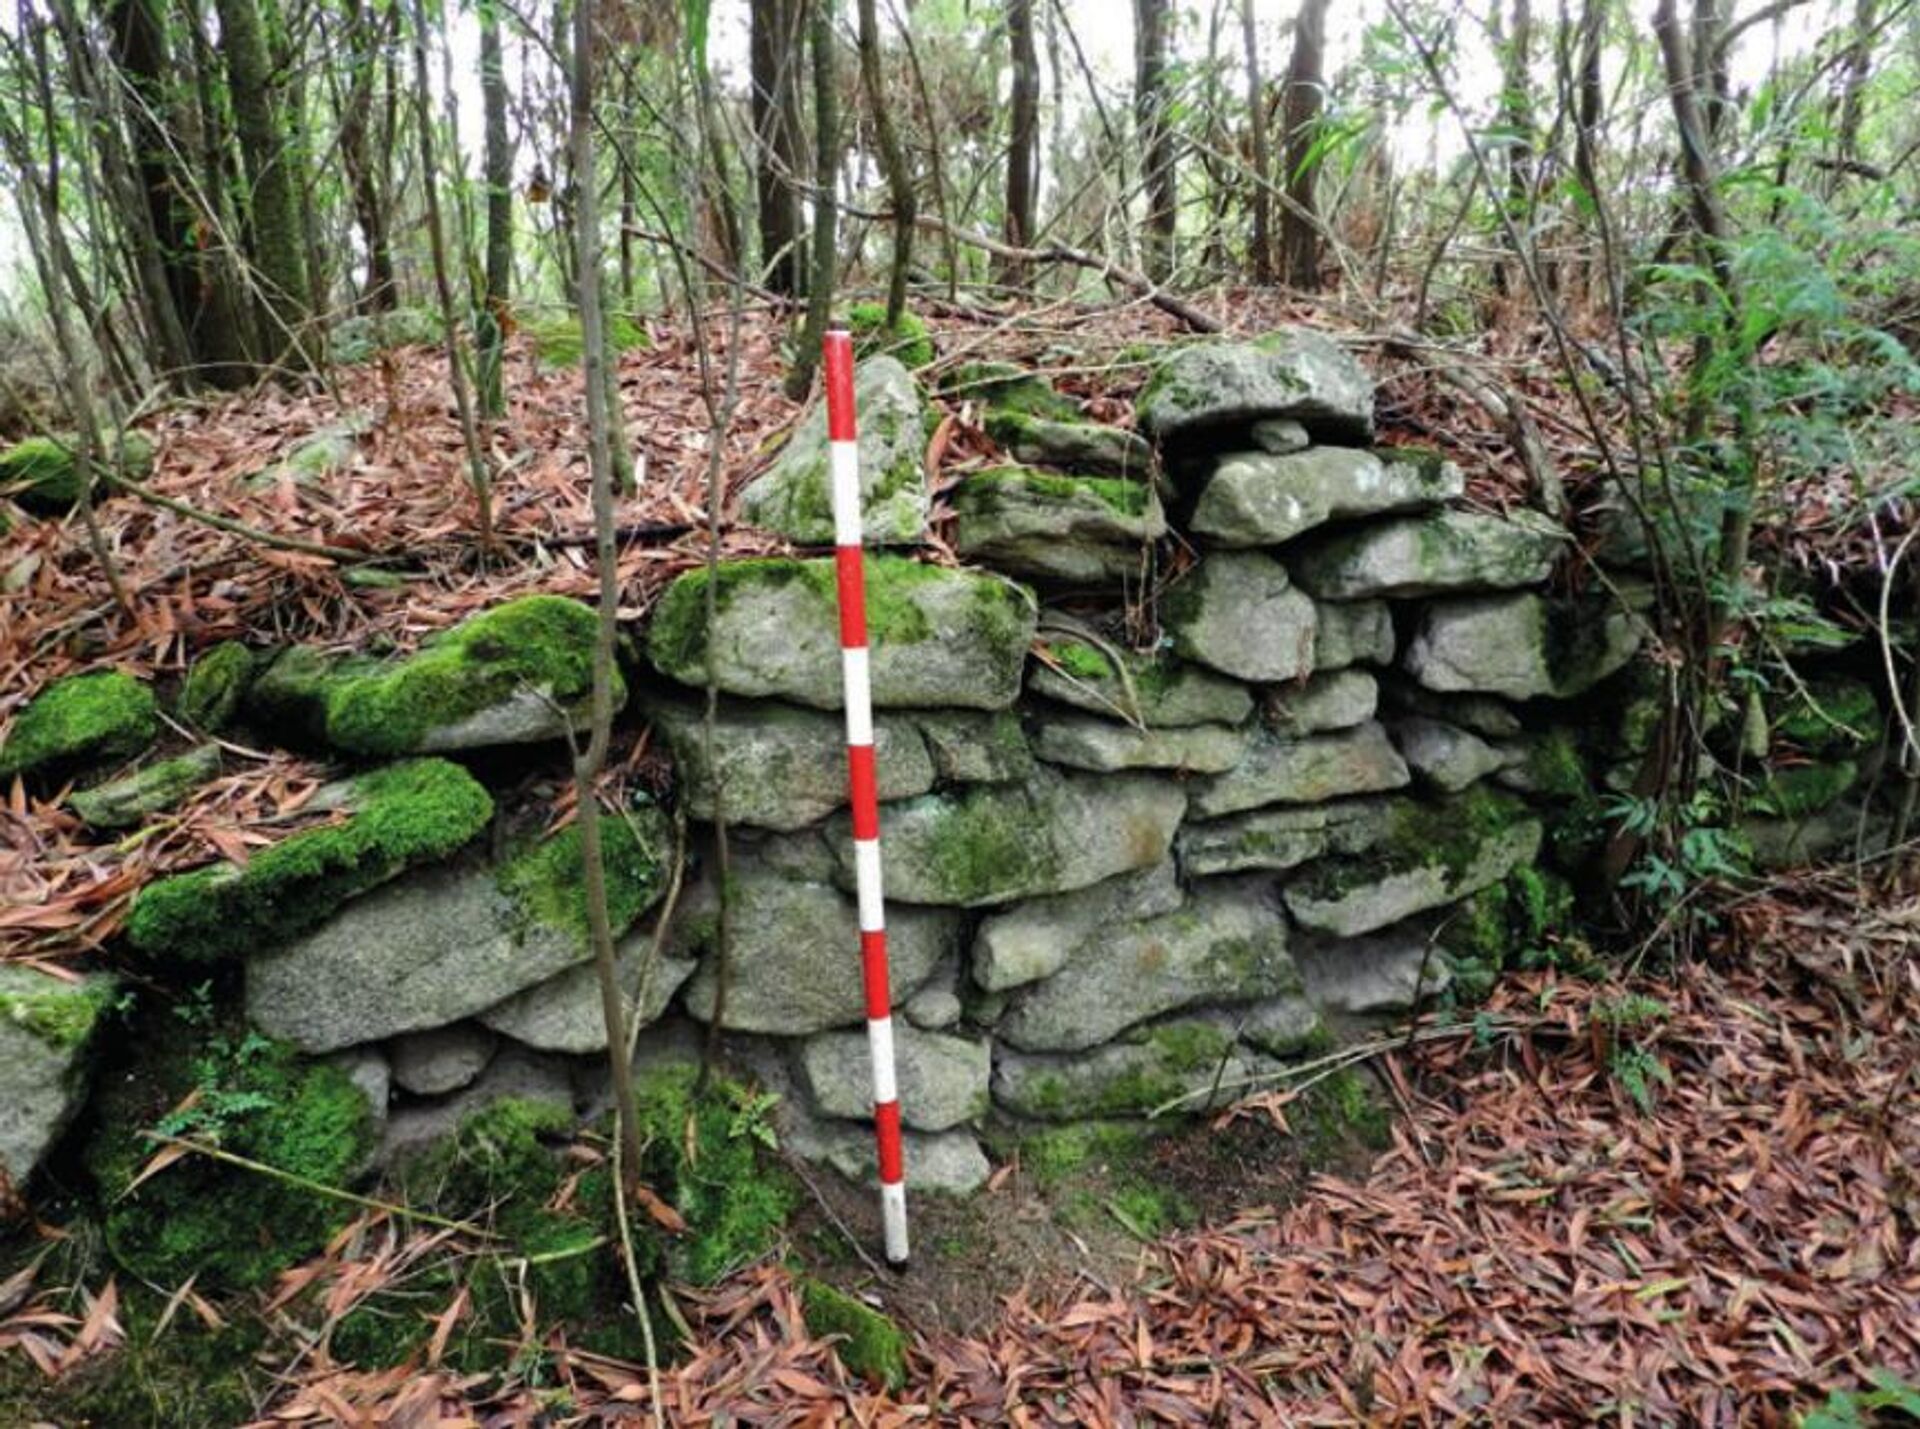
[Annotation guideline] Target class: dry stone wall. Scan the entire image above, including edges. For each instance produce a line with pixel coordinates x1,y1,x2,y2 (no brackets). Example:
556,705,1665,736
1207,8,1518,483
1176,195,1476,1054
1,327,1894,1212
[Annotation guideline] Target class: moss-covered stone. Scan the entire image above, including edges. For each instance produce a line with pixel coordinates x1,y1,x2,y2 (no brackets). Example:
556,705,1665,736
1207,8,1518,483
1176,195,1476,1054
177,641,256,731
69,744,222,829
739,355,929,545
950,465,1163,584
87,1015,376,1290
324,595,616,756
648,555,1036,710
1753,759,1859,818
0,431,154,515
1773,677,1878,756
846,300,934,368
1029,638,1255,727
1284,787,1544,937
800,1278,908,1389
0,669,158,783
524,310,648,368
495,803,669,945
0,976,113,1051
992,1015,1254,1119
125,757,493,963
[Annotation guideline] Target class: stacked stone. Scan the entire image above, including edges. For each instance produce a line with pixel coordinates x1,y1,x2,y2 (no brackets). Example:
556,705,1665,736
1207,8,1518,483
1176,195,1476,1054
627,329,1649,1189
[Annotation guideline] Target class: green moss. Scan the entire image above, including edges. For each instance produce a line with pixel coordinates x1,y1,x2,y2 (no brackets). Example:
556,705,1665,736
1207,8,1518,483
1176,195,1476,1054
0,1279,272,1428
920,786,1059,904
125,757,493,963
966,465,1151,517
1754,759,1859,818
0,669,158,782
0,977,113,1050
177,641,256,731
1050,637,1115,681
1523,729,1592,801
845,301,933,368
1774,678,1878,755
1017,1122,1146,1190
1296,786,1529,905
245,645,349,745
495,800,668,945
0,431,153,515
649,555,1030,680
87,1018,376,1291
526,311,648,368
324,595,614,756
1295,1069,1391,1158
800,1278,909,1389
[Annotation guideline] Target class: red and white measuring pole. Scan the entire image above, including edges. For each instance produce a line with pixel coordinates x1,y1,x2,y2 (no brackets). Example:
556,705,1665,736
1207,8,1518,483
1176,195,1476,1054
824,328,909,1269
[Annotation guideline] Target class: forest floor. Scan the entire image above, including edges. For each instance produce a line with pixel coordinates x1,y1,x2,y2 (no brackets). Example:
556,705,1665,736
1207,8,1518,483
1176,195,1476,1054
5,865,1914,1424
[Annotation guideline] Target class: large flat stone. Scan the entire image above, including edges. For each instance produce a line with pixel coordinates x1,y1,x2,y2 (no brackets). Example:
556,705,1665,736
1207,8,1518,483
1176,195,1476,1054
1191,446,1461,546
738,355,928,545
1031,712,1248,773
1390,716,1516,793
1288,509,1565,599
479,935,698,1053
1294,921,1452,1014
992,1014,1267,1119
997,878,1299,1052
675,853,960,1034
951,468,1164,584
1029,639,1254,728
799,1027,990,1132
1264,669,1378,737
1136,332,1375,447
972,860,1183,992
1190,721,1410,818
830,766,1186,907
648,556,1037,711
1177,795,1395,876
1404,593,1641,700
247,805,669,1053
785,1117,991,1195
1283,795,1543,937
645,693,934,831
1165,552,1318,682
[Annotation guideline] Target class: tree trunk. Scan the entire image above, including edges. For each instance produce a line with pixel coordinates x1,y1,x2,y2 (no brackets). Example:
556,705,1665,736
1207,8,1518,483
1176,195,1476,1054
785,0,838,401
1002,0,1040,287
858,0,915,323
751,0,806,299
1572,0,1605,299
480,0,512,417
1835,0,1878,176
1133,0,1176,282
1240,0,1272,284
1280,0,1326,288
214,0,309,366
1495,0,1535,295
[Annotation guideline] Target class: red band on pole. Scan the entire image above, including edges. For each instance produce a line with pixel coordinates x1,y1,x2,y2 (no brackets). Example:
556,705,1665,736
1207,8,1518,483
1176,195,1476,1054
824,331,858,442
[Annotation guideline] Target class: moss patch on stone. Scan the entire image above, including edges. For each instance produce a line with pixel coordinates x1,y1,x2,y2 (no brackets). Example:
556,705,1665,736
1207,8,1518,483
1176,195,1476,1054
87,1015,376,1291
495,800,669,946
1774,677,1878,756
177,641,257,731
846,301,933,368
649,554,1028,679
1754,759,1859,818
324,595,613,756
69,745,222,830
0,669,158,783
125,757,493,963
0,431,154,515
800,1278,909,1388
525,311,648,368
1295,785,1531,905
0,977,114,1051
967,465,1151,517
